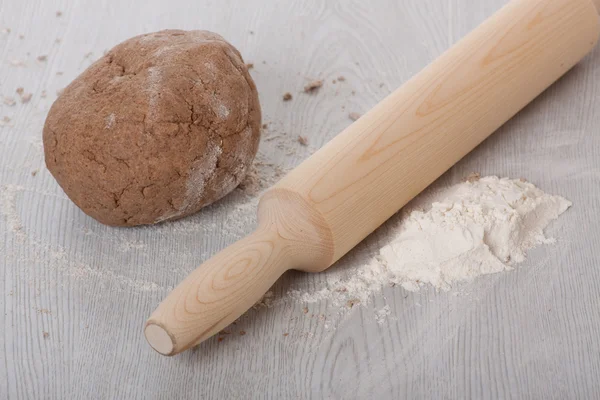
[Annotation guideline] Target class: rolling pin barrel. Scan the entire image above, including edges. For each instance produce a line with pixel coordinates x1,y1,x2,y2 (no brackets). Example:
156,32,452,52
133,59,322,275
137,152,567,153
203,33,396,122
145,0,600,355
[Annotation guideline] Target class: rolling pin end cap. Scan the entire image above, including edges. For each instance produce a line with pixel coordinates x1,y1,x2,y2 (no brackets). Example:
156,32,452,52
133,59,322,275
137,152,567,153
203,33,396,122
145,322,175,356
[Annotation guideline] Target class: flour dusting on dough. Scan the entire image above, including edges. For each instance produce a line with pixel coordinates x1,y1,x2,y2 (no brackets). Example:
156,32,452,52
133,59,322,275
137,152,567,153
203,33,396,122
154,141,223,223
105,113,116,129
145,67,162,122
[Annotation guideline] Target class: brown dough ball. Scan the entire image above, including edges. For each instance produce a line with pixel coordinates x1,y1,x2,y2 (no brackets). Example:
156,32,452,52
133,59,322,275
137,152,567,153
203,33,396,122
43,30,261,226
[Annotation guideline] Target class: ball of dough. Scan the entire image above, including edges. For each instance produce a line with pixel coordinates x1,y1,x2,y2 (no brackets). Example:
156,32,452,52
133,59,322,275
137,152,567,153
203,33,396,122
43,30,261,226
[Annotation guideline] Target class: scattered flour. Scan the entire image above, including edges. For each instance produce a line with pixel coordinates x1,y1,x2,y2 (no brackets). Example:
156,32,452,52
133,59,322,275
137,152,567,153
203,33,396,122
0,185,25,241
375,305,391,325
289,176,572,305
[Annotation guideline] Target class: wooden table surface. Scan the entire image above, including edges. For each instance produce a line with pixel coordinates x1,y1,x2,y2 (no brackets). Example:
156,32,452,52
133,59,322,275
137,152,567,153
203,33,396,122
1,0,599,398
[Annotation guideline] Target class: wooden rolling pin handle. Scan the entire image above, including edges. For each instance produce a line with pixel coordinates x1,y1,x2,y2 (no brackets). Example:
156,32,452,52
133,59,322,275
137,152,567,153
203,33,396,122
145,189,333,355
145,227,288,355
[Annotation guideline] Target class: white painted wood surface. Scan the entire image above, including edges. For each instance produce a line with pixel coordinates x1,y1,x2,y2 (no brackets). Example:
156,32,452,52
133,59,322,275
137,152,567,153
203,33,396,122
1,0,599,398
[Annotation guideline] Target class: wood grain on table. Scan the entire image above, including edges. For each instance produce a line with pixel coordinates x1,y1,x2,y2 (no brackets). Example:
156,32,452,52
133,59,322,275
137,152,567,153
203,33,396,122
1,0,599,398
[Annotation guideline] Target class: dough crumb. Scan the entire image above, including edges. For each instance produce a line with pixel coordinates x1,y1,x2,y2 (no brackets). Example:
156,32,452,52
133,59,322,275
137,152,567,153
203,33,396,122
41,90,47,98
0,116,12,126
31,170,38,177
297,135,308,146
463,172,481,183
9,59,26,67
37,55,48,62
262,123,268,129
246,63,254,69
283,92,292,101
43,332,49,338
20,92,32,104
347,299,360,308
3,97,16,106
304,79,323,93
337,75,346,82
348,112,361,121
283,333,289,337
56,11,63,17
253,291,274,309
239,330,246,336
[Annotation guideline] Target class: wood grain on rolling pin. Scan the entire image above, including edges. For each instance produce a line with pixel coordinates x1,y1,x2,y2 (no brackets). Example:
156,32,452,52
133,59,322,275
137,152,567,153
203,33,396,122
146,0,600,355
276,0,600,262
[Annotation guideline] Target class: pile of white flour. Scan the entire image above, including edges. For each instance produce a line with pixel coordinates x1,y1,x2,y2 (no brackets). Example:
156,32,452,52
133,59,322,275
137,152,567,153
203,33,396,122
290,176,571,304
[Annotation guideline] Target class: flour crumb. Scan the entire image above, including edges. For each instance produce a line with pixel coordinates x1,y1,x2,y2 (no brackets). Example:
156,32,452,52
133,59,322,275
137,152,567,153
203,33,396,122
56,11,63,17
375,305,391,325
304,80,323,93
337,76,346,82
3,97,16,106
43,331,50,338
37,55,48,62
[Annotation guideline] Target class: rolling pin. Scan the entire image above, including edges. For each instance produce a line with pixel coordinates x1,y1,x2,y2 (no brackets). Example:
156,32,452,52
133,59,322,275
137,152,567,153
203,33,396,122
145,0,600,355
